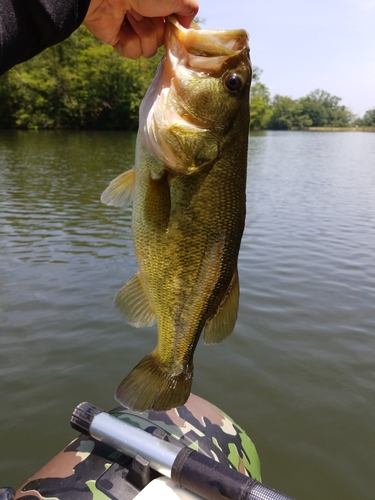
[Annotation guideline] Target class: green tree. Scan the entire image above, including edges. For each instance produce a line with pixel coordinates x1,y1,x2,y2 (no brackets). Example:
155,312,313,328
268,95,312,130
0,73,12,127
250,67,272,129
299,89,353,127
0,26,161,129
299,96,329,126
362,108,375,127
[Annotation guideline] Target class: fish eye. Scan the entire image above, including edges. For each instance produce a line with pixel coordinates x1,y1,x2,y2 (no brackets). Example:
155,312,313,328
224,73,242,93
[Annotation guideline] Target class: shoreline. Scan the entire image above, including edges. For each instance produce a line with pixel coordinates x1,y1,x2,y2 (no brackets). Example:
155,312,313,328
305,126,375,132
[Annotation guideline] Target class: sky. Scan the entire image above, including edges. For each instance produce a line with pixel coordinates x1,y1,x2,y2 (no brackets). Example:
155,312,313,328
197,0,375,117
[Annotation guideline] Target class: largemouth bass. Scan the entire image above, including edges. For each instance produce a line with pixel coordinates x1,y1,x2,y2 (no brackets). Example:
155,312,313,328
102,17,252,412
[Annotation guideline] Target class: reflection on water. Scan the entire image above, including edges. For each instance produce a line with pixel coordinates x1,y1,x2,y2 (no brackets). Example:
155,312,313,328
1,130,375,500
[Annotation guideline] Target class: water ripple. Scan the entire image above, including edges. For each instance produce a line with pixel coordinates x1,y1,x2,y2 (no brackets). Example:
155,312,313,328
1,130,375,499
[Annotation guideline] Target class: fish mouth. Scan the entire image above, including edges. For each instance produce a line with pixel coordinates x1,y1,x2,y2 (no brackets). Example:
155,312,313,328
139,18,250,172
166,16,249,74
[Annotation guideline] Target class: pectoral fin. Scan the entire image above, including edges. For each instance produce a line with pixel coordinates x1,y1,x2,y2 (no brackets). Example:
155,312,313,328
101,168,136,207
203,269,240,344
115,271,156,327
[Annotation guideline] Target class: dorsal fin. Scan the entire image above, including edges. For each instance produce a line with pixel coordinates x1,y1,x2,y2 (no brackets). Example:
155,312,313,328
115,271,156,327
101,168,136,207
203,269,240,344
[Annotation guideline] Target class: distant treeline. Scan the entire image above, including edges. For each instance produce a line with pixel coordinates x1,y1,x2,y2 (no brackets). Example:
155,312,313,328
0,27,160,130
250,68,375,130
0,27,374,131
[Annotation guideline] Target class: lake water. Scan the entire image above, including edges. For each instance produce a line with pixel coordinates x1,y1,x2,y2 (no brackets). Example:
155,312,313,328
1,130,374,499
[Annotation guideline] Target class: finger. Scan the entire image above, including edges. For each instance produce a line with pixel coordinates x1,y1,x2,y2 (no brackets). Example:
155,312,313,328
113,15,163,59
131,0,199,28
129,10,165,47
174,0,200,29
113,17,142,59
176,13,197,29
128,10,144,22
125,12,160,58
152,17,166,48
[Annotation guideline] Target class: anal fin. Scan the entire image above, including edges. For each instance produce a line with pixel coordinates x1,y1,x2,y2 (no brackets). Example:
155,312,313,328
203,268,240,344
115,271,155,327
101,168,136,207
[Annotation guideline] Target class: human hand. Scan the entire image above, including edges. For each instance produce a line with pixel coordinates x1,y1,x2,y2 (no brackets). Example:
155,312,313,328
83,0,199,59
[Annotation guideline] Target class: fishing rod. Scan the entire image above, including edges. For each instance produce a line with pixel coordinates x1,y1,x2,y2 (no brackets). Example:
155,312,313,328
71,402,294,500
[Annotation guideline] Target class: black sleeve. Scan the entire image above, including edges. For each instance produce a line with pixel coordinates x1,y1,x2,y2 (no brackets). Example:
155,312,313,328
0,0,91,75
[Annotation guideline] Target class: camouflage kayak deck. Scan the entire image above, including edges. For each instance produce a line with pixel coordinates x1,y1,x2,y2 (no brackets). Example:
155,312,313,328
13,394,261,500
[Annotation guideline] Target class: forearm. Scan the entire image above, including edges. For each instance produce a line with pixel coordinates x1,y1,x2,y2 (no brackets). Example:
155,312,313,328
0,0,90,75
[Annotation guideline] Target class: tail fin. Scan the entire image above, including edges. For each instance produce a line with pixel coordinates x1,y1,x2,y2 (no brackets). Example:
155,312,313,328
115,352,193,412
